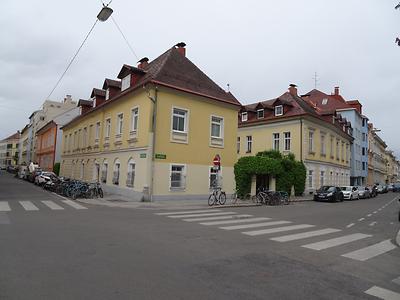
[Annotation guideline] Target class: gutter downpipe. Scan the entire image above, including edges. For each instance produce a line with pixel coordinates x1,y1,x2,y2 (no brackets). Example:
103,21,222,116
300,117,303,162
147,85,158,202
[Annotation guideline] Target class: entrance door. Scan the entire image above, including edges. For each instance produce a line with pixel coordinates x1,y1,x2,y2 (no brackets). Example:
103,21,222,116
256,175,269,192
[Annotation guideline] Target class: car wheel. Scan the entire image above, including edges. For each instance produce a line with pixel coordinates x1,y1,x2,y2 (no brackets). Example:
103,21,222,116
350,195,353,201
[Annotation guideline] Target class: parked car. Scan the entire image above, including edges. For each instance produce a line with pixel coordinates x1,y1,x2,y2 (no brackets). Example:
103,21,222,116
387,184,394,192
35,172,57,186
314,186,344,202
29,169,43,183
0,166,6,170
358,186,371,199
393,183,400,192
376,185,388,194
340,186,359,200
6,166,16,173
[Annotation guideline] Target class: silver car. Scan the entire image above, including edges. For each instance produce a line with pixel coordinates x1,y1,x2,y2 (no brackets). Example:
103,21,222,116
340,186,359,200
357,186,371,199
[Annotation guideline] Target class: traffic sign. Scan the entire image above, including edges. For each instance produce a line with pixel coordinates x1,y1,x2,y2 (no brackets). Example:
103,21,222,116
213,154,221,166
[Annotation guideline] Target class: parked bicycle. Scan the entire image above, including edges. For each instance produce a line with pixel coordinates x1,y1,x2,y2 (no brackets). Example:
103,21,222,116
208,187,226,206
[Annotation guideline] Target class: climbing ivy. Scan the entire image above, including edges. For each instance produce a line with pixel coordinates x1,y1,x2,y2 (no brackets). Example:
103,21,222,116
234,150,306,197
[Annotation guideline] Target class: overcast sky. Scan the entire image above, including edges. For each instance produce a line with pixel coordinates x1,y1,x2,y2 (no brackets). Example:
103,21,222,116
1,0,399,157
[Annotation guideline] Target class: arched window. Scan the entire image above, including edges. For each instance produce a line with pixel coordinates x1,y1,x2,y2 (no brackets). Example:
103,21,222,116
112,159,120,185
80,160,85,180
126,158,135,187
101,159,108,183
71,160,75,178
93,159,100,182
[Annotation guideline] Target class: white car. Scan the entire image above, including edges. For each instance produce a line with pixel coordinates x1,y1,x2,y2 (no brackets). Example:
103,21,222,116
340,186,359,200
35,172,57,186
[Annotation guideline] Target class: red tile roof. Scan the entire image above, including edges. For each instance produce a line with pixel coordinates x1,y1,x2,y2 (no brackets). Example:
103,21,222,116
1,132,20,142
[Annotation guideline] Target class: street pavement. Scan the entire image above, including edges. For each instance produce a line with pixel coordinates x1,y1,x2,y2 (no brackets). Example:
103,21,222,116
0,170,399,299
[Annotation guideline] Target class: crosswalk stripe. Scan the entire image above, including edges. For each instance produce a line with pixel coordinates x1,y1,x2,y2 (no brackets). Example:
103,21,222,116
61,200,87,210
200,217,271,226
365,286,400,300
341,239,397,261
392,276,400,285
270,228,341,242
242,224,315,236
168,212,236,218
302,233,372,250
220,220,291,231
19,201,39,211
41,200,64,210
0,201,11,212
156,210,219,216
183,214,252,222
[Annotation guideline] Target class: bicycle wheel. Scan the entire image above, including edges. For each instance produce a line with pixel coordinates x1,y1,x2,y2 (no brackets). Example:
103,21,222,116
98,188,103,198
231,193,238,204
219,192,226,205
208,194,215,206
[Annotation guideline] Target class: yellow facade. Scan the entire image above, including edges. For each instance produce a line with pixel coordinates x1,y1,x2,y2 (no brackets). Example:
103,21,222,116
61,86,239,200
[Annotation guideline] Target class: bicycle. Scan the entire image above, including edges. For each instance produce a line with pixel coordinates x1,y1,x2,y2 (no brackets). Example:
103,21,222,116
231,191,253,204
208,187,226,206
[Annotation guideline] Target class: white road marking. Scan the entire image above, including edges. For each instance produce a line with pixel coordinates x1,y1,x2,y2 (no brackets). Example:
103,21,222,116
302,233,372,251
183,214,252,222
367,214,372,217
19,201,39,211
378,208,382,211
156,209,219,215
365,286,400,300
41,200,64,210
346,223,355,228
242,224,315,236
373,211,378,214
342,239,397,261
220,220,291,231
392,276,400,285
168,212,236,218
270,228,341,242
358,218,365,221
52,192,69,201
61,200,87,210
0,201,11,212
390,222,394,225
200,217,271,226
369,222,377,226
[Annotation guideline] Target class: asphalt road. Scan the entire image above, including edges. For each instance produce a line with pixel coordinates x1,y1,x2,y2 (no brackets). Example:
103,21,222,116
0,171,399,300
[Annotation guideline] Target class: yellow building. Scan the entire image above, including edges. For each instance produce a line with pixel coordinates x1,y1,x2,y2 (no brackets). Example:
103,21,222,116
60,43,241,200
238,85,353,194
367,123,387,185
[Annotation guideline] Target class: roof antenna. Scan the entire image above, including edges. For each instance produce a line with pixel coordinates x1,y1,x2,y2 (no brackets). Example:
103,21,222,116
312,72,319,89
226,83,230,92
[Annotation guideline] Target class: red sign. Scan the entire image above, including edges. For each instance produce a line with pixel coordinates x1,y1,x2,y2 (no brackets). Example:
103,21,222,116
213,154,221,166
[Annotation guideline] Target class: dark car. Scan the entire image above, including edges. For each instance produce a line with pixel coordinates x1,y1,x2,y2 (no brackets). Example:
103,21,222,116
393,183,400,192
314,186,344,202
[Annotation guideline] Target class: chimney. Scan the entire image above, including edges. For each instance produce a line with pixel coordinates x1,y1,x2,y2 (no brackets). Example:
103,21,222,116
175,42,186,56
334,86,339,95
137,57,149,69
288,84,298,96
64,94,73,104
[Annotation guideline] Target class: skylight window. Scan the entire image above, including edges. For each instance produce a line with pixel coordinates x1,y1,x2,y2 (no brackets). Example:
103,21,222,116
322,98,328,105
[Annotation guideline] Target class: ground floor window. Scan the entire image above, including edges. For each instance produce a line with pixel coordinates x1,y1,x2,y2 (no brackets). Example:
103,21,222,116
170,165,185,190
308,170,313,188
101,162,108,183
113,160,120,185
126,160,135,187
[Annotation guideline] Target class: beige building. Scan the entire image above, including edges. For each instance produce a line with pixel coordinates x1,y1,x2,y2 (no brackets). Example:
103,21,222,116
385,150,399,183
238,85,353,194
0,132,21,168
367,123,387,185
19,124,29,165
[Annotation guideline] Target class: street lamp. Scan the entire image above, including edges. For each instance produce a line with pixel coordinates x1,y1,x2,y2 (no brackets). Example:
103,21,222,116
97,5,113,22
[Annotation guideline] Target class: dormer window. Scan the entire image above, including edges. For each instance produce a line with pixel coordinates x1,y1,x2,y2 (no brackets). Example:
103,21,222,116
322,98,328,105
105,89,110,100
257,109,264,119
274,105,283,116
241,112,248,122
121,74,131,91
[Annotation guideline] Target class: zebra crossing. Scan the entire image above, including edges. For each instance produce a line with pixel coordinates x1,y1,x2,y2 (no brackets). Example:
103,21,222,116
0,200,88,212
155,209,398,263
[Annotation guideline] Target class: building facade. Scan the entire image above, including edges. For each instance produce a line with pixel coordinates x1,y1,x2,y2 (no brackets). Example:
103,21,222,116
304,87,369,186
0,132,21,168
60,43,241,200
385,150,399,183
367,123,387,185
238,85,353,194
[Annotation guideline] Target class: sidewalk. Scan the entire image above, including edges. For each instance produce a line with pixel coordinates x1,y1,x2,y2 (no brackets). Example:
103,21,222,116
75,193,313,210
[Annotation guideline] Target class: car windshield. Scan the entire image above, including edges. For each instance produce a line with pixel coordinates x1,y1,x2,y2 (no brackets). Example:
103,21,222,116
341,186,352,191
319,186,335,192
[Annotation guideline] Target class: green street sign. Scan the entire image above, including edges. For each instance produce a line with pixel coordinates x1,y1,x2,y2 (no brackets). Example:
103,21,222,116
155,153,166,159
140,153,147,158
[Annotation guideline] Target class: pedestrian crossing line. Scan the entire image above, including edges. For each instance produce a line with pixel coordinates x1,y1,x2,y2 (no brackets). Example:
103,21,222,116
220,220,291,231
19,201,39,211
183,214,253,222
270,228,341,242
168,212,236,219
61,200,87,210
41,200,64,210
302,233,372,251
200,217,271,226
242,224,315,236
346,223,355,228
0,201,11,212
365,286,400,300
392,276,400,285
341,239,397,261
156,209,220,216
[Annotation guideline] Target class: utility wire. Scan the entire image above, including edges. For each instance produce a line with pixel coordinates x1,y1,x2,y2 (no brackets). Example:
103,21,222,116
45,18,99,100
111,16,139,60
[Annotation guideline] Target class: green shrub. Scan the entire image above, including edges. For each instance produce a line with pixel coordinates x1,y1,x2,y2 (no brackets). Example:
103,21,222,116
53,163,60,176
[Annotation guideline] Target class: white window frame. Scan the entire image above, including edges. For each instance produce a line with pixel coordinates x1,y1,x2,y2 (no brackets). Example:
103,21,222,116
105,88,110,100
257,109,264,119
241,112,248,122
320,170,325,187
210,115,224,138
95,122,100,140
113,160,120,185
284,132,291,151
320,134,326,155
83,127,87,148
121,74,131,91
308,170,314,188
246,136,252,153
131,107,139,134
172,107,188,133
101,161,108,183
116,113,123,135
126,159,135,187
273,133,280,151
274,105,283,116
169,164,186,190
105,118,111,138
309,131,314,153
